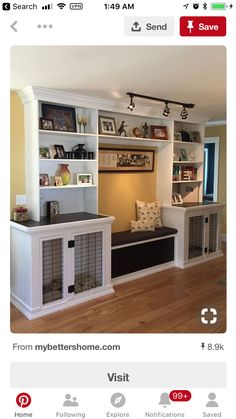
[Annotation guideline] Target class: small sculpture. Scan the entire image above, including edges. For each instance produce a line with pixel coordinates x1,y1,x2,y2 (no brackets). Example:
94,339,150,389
133,127,142,137
142,122,149,138
118,121,128,137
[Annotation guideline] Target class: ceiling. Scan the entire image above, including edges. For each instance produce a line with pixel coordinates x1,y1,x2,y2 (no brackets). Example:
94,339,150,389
11,46,226,121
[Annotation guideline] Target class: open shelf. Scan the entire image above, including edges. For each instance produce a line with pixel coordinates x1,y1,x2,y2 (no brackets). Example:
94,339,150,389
172,180,203,184
174,141,202,146
39,159,97,163
40,184,96,190
173,161,203,164
99,134,171,147
39,130,96,138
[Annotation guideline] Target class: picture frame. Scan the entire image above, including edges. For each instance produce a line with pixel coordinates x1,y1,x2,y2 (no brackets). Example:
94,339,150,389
189,131,201,143
174,132,182,142
150,125,168,140
172,193,183,205
182,165,196,181
54,176,63,186
54,144,66,159
77,174,93,185
99,148,155,172
39,174,50,186
180,148,188,161
39,117,54,131
49,145,57,159
41,103,76,132
39,146,50,159
99,116,117,135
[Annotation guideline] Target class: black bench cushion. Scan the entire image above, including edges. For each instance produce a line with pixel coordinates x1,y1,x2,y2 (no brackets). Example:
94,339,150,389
112,226,177,247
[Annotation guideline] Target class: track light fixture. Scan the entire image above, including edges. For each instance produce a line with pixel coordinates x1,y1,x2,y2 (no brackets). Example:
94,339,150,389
127,94,135,111
180,106,188,120
126,92,194,120
163,102,170,117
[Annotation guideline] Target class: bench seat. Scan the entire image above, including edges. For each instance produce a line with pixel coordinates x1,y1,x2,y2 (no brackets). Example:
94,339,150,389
111,226,177,279
112,226,177,247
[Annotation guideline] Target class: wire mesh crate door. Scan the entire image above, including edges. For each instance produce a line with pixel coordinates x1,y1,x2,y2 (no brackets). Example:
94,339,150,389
74,232,103,294
209,213,218,253
42,238,63,304
188,215,204,259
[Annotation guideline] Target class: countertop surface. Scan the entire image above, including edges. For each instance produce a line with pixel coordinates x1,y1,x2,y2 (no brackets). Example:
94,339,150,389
11,212,108,228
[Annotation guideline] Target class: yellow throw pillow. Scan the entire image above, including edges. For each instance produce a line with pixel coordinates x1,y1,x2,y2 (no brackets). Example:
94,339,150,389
131,220,155,233
136,200,162,227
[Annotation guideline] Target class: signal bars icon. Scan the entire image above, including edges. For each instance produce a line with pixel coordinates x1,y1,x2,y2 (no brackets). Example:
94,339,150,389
42,3,53,9
57,2,66,8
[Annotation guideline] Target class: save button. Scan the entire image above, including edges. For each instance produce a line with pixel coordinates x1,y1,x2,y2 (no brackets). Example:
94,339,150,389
180,16,226,36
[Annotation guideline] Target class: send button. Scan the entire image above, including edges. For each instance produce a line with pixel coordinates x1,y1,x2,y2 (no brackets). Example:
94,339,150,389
146,22,168,31
125,17,174,36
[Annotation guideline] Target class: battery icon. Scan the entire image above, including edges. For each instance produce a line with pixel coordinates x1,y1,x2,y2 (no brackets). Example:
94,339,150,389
211,3,226,9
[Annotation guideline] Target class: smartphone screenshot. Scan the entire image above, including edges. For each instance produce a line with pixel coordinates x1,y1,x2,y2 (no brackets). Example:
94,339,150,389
0,0,235,417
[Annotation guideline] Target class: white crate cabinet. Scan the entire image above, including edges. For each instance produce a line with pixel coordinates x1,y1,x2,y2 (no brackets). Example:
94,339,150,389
11,216,114,319
162,203,225,268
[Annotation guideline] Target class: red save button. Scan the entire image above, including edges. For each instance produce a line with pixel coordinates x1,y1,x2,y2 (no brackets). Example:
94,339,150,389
180,16,226,36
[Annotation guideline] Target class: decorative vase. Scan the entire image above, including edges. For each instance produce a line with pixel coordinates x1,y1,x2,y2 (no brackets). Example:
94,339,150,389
55,164,71,185
72,144,87,159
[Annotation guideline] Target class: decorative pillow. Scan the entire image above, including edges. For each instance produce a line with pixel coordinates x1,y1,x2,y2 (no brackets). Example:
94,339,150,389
131,220,155,233
136,200,162,227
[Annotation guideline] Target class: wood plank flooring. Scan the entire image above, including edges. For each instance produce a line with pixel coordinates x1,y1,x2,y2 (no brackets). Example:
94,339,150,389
11,254,226,333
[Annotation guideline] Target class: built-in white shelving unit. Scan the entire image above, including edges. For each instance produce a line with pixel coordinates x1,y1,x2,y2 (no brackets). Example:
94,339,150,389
11,87,225,320
17,87,211,219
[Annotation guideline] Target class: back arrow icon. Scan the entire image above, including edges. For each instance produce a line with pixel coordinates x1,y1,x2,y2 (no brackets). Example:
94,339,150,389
10,21,18,32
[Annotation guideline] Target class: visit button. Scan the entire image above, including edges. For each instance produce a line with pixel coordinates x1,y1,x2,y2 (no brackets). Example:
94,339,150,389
180,16,226,36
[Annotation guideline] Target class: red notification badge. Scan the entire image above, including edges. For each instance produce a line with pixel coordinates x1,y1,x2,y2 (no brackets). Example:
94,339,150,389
169,390,192,402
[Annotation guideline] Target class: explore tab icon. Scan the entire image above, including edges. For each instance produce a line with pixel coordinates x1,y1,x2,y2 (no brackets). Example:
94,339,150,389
131,21,142,32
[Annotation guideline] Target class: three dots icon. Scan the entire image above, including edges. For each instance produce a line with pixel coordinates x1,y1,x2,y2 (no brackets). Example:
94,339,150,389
37,24,53,29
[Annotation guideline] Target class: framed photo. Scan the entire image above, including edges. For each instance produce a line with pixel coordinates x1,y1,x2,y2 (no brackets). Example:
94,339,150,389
54,144,66,159
99,148,155,172
55,176,63,186
39,146,50,159
49,145,57,159
172,193,183,205
77,174,93,185
189,131,201,143
180,148,188,161
150,125,168,140
174,132,182,142
99,116,117,135
41,103,76,132
182,165,196,181
39,174,50,186
39,118,54,131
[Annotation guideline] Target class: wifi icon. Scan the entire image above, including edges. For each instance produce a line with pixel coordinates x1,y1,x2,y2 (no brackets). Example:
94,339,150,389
57,2,66,9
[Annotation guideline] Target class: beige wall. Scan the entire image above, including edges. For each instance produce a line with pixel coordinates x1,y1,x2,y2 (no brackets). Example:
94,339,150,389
99,159,157,232
10,92,25,215
205,125,226,234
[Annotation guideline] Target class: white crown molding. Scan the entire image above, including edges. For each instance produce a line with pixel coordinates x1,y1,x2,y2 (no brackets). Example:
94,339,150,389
206,120,226,127
17,86,210,123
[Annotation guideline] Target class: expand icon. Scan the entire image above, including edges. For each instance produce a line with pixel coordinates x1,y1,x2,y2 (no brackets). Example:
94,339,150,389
201,307,218,325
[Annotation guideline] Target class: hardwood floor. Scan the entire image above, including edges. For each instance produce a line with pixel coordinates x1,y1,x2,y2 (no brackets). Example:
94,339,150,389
11,254,226,333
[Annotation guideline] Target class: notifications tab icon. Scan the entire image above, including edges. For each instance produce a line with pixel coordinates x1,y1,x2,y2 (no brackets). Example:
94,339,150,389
180,16,226,36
